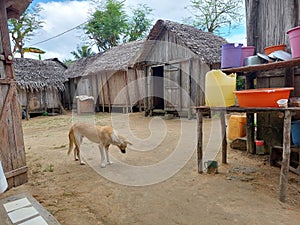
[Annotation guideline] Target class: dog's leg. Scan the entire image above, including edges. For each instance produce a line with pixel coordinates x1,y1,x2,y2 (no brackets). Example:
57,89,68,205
105,145,113,165
99,144,106,168
75,135,85,165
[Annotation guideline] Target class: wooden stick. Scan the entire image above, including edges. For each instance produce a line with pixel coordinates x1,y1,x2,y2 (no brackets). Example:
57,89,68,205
220,111,227,164
197,111,203,173
246,113,255,154
279,110,291,202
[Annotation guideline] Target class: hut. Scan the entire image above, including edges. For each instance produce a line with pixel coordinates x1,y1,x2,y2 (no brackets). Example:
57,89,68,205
136,20,228,118
64,40,145,113
14,58,67,116
0,0,31,189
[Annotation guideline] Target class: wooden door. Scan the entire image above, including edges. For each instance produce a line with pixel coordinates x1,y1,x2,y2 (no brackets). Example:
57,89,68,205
0,1,27,189
164,64,181,111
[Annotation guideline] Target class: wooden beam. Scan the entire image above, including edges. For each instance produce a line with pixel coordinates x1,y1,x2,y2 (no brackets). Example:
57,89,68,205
222,58,300,74
5,166,27,179
0,0,14,79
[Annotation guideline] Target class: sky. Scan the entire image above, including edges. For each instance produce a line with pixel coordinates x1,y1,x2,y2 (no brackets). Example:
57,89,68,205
21,0,247,61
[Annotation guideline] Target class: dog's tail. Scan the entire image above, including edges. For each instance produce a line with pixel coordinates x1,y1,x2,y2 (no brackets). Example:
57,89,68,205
68,127,75,155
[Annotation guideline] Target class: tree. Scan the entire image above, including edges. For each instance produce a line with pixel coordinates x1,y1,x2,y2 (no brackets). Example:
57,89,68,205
124,4,153,42
184,0,244,34
8,5,43,58
71,45,96,60
84,0,153,52
84,0,127,51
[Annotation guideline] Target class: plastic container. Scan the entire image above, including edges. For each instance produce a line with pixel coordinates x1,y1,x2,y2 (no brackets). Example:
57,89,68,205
228,115,247,140
287,26,300,58
277,99,288,108
240,46,255,66
264,44,286,55
255,140,265,155
233,87,294,107
291,120,300,146
205,70,236,107
221,43,243,68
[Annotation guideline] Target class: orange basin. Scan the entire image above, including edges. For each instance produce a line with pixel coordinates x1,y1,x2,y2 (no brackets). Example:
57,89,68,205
234,87,294,107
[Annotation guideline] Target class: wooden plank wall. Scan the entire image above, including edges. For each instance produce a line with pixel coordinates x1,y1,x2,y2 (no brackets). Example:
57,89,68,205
68,69,145,112
0,1,27,188
17,88,61,112
245,0,299,53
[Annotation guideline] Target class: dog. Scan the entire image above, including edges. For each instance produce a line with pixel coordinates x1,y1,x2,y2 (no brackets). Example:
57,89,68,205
68,122,132,167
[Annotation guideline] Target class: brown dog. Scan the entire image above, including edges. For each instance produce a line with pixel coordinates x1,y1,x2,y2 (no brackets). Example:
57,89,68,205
68,122,132,167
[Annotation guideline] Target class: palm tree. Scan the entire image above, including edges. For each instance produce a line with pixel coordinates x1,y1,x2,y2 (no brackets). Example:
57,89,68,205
71,45,95,59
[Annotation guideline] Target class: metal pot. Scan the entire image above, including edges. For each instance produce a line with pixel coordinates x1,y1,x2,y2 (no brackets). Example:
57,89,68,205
243,55,267,66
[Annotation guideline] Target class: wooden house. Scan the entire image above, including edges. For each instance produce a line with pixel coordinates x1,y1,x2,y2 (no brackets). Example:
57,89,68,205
244,0,300,150
136,20,227,118
0,0,31,189
14,58,67,116
64,40,145,113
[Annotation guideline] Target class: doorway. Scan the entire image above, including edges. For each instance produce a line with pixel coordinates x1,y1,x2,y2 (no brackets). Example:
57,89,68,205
152,66,164,110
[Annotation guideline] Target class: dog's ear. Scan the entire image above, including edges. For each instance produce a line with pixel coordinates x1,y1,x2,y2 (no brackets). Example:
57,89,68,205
125,140,132,145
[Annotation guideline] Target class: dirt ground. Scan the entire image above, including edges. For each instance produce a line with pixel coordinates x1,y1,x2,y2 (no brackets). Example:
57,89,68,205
2,111,300,225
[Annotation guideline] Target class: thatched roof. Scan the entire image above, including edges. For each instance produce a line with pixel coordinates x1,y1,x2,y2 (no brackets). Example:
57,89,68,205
142,20,228,64
14,58,67,91
64,40,144,79
6,0,32,19
63,53,100,79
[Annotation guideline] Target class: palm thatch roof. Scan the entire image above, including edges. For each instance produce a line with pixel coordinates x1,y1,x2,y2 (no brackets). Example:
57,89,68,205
140,19,228,64
63,53,100,79
64,40,144,79
14,58,67,91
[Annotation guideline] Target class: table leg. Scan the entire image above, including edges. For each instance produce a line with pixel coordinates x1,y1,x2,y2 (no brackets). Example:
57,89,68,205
279,110,291,202
197,111,203,173
246,113,255,154
220,111,227,164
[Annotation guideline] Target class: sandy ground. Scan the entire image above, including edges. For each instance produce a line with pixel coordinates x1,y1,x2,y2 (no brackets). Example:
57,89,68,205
1,112,300,225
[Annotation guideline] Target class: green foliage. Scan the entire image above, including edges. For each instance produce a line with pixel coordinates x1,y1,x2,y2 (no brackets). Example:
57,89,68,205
8,4,44,58
85,0,127,51
84,0,153,52
236,76,245,90
184,0,244,34
124,4,153,42
63,59,74,67
71,45,96,60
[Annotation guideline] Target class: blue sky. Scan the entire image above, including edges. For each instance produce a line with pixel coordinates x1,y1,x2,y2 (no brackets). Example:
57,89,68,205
23,0,246,60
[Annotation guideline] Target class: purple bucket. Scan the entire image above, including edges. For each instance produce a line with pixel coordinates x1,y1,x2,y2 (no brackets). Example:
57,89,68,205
221,43,243,69
240,46,255,66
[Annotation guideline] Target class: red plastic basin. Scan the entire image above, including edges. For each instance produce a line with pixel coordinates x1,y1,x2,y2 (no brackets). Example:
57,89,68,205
234,87,294,107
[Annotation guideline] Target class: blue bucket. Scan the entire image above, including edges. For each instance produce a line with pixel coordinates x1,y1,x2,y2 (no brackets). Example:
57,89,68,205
221,43,243,69
291,120,300,146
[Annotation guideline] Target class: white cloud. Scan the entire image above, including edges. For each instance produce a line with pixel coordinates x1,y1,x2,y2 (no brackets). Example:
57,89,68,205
27,1,91,61
24,0,246,61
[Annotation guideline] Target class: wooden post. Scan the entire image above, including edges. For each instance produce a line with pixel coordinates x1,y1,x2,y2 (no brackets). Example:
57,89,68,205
220,110,227,164
196,110,203,173
134,69,142,112
279,110,291,202
105,72,112,113
187,59,192,119
246,113,255,154
144,67,149,116
123,71,131,113
0,0,27,188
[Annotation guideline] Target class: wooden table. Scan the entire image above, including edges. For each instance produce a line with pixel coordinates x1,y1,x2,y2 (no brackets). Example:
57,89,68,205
195,106,300,202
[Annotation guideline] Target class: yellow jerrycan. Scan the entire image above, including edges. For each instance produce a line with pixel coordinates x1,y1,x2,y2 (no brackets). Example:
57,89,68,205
205,70,236,107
